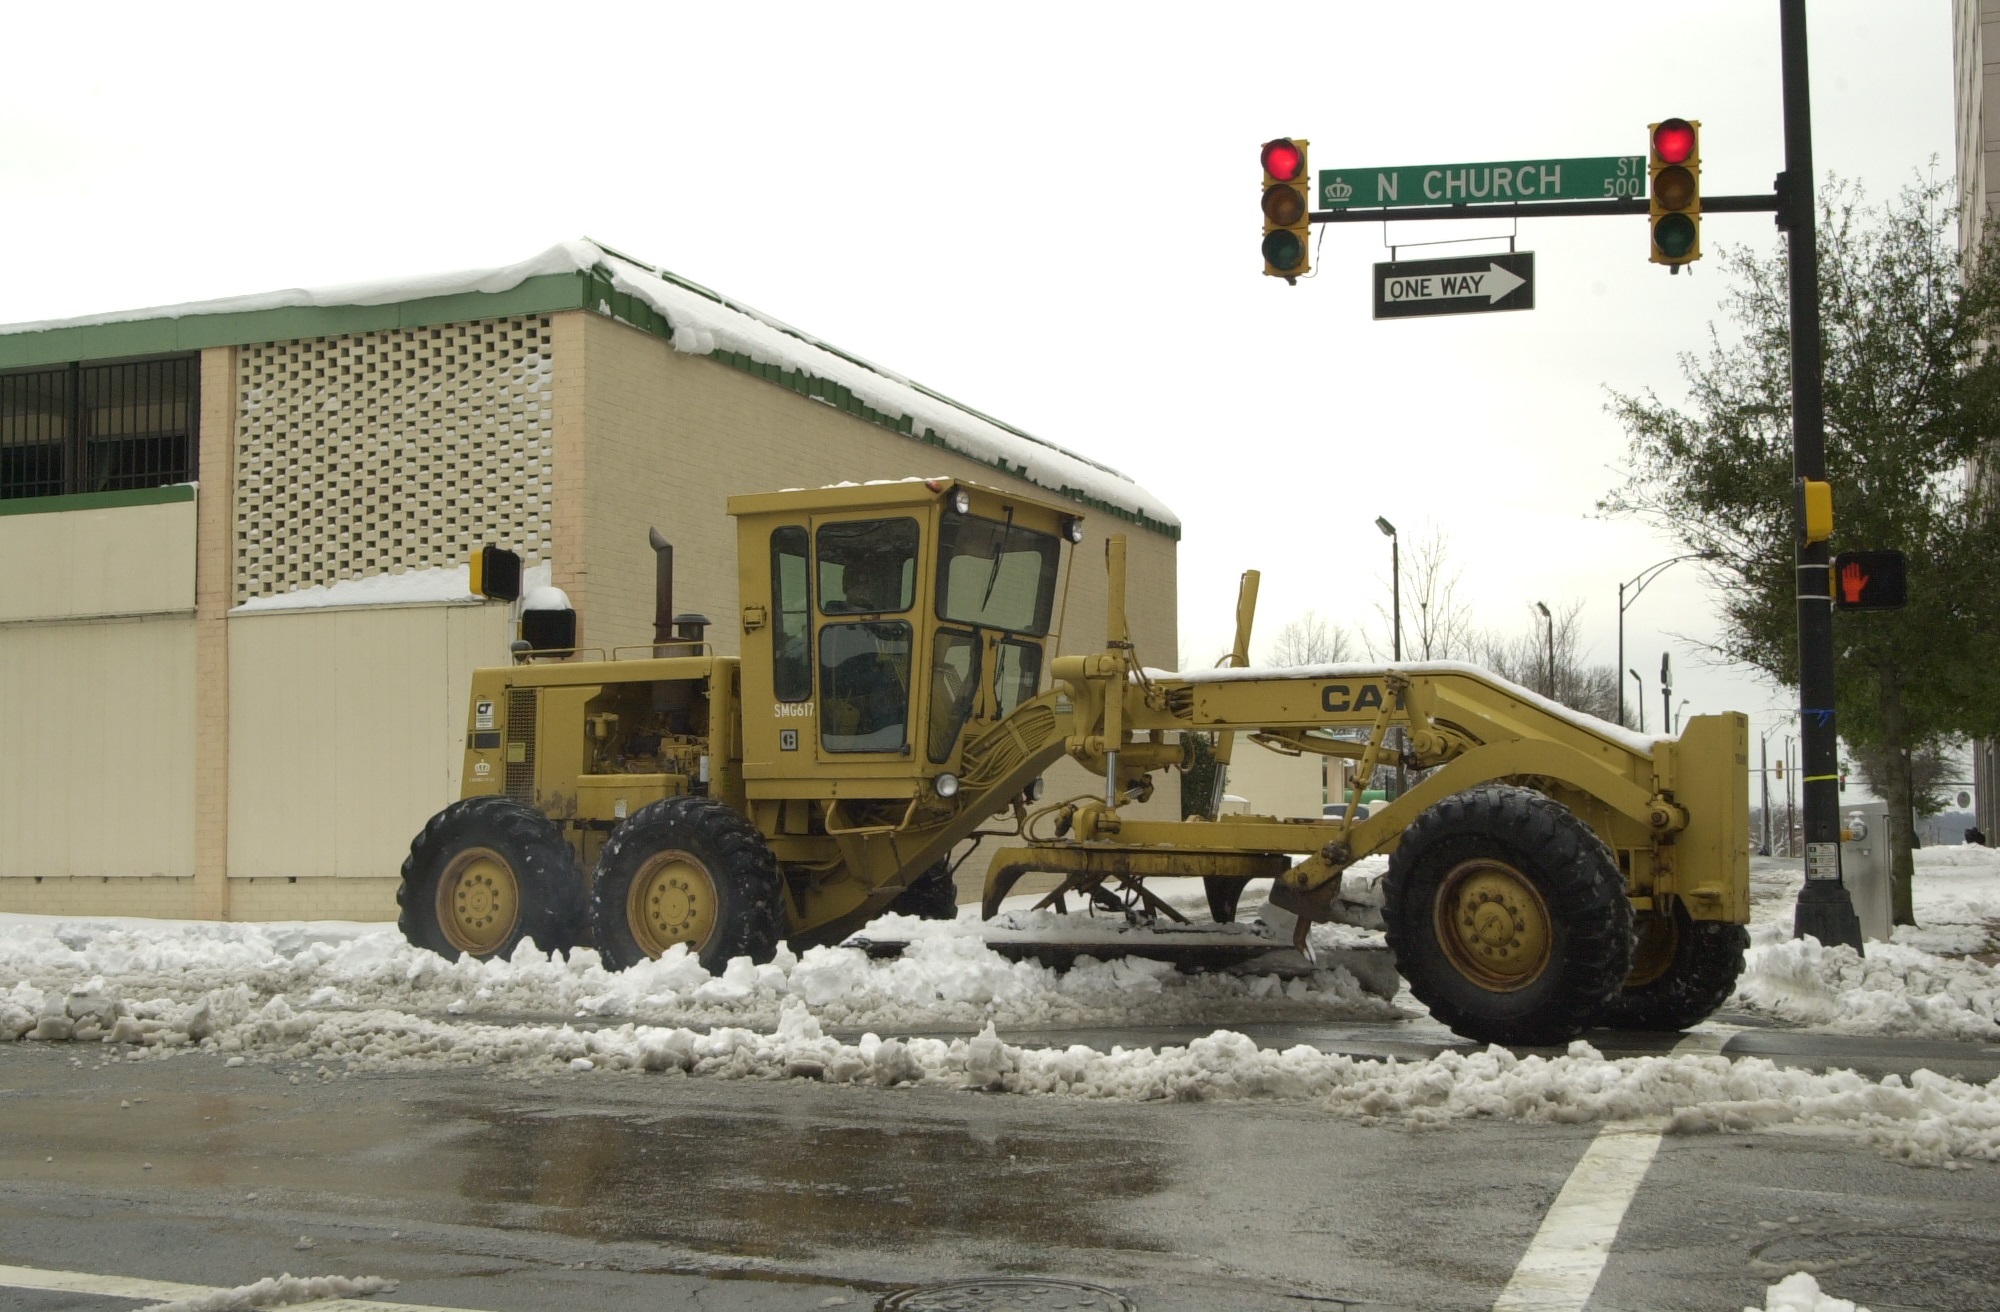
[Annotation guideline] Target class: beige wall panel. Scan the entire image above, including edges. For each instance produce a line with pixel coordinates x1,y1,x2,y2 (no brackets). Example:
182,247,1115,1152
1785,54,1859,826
0,616,196,878
1219,741,1326,820
229,877,400,923
228,602,513,883
0,498,195,623
0,876,196,918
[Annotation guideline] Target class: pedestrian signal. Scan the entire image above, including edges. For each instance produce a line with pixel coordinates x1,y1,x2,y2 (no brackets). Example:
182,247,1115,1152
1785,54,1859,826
1648,118,1701,270
1262,138,1312,281
1832,550,1907,611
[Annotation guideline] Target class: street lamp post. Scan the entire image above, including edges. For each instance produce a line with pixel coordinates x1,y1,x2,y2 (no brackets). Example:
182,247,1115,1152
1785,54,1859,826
1675,698,1690,733
1628,669,1645,734
1376,516,1404,798
1617,553,1709,729
1533,601,1553,698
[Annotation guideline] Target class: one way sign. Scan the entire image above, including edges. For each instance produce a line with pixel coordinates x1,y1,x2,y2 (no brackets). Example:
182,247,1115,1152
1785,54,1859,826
1372,252,1535,320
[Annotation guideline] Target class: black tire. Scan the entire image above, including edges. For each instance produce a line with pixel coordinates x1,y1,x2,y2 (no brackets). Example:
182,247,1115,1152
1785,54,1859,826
1597,901,1748,1031
887,859,960,920
591,796,784,974
1384,786,1633,1047
398,796,585,962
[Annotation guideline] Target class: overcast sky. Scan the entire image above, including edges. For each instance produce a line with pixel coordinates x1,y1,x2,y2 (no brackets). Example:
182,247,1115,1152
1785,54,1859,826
0,1,1959,787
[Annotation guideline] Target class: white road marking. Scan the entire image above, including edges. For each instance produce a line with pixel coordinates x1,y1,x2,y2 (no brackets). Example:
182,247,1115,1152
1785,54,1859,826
0,1261,485,1311
1490,1034,1722,1311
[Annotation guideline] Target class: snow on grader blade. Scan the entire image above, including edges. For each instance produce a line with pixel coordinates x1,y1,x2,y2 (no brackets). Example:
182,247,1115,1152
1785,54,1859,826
399,477,1749,1048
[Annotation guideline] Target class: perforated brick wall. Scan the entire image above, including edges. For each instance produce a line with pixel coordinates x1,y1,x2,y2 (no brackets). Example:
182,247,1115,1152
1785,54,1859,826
234,317,554,600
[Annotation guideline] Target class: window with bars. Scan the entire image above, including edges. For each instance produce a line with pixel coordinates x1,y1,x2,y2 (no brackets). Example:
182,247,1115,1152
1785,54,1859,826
0,355,199,500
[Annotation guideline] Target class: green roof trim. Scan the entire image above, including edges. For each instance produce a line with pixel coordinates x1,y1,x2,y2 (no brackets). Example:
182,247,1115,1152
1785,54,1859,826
576,266,1180,540
0,483,195,517
0,274,592,370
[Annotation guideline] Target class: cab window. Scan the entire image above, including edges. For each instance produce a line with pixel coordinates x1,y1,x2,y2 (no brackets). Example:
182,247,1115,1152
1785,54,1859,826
818,518,918,615
770,526,811,702
928,630,980,762
995,639,1042,719
936,513,1060,634
820,621,911,752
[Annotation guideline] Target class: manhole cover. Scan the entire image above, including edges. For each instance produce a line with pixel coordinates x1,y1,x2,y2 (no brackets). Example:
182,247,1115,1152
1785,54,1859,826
881,1277,1136,1312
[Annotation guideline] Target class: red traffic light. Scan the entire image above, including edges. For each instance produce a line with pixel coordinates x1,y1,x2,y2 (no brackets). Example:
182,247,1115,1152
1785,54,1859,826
1652,118,1695,165
1262,138,1306,182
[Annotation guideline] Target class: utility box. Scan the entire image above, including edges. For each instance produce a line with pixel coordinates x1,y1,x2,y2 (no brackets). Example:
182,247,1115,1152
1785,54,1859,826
1839,807,1895,943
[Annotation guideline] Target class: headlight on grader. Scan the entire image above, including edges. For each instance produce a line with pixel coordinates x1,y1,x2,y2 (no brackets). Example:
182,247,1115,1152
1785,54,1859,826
934,773,961,799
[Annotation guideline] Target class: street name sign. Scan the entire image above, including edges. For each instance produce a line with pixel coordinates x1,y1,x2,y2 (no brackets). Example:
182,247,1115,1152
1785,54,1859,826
1373,253,1535,320
1321,156,1645,209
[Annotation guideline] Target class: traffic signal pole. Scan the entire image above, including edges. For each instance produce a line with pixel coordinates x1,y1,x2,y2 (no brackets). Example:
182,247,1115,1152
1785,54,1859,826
1277,1,1863,951
1778,0,1865,952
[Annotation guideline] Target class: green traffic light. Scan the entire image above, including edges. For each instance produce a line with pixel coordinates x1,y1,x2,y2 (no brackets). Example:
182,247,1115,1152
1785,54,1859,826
1653,212,1696,259
1262,230,1305,271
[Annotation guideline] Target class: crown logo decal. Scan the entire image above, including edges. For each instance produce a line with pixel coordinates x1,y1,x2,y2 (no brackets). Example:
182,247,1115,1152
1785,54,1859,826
1324,177,1354,202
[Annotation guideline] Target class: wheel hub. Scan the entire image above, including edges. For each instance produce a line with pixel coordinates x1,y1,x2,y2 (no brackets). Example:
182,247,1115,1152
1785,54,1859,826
1436,860,1553,991
437,848,520,956
629,850,719,958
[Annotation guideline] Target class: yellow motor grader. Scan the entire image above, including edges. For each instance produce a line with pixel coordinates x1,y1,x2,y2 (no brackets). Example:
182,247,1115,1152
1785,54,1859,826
398,477,1749,1045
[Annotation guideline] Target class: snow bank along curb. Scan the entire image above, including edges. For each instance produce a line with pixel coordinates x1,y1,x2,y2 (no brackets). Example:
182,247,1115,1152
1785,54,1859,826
5,909,2000,1167
138,1273,396,1312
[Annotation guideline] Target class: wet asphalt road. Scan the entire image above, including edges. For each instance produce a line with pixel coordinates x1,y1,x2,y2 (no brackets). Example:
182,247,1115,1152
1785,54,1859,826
3,1022,1999,1312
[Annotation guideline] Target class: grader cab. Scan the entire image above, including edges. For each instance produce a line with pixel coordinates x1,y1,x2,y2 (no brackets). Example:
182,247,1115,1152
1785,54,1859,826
398,476,1750,1045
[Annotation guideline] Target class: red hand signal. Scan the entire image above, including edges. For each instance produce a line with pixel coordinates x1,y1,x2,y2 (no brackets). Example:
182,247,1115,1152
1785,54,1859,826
1840,560,1869,604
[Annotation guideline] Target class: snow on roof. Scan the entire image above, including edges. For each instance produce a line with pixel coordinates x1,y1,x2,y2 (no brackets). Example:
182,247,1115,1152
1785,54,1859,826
1153,659,1666,755
0,239,1177,532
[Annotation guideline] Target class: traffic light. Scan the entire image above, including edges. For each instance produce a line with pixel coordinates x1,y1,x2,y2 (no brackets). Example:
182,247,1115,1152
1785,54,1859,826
1832,550,1908,611
1648,118,1701,270
469,544,522,601
1262,138,1311,281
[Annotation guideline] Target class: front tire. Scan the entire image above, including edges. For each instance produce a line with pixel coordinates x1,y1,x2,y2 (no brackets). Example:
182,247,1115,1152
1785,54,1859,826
1597,901,1747,1031
398,796,584,961
1384,786,1633,1046
886,859,960,920
591,796,784,974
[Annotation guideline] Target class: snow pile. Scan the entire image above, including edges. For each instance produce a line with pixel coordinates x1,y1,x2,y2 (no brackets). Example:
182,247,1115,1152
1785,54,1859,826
138,1273,396,1312
20,980,2000,1164
0,911,1402,1042
1896,844,2000,957
233,560,553,613
1734,933,2000,1041
1749,1271,1869,1312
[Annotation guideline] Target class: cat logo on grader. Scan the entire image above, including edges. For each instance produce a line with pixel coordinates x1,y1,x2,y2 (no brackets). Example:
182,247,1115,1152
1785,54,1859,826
398,477,1749,1046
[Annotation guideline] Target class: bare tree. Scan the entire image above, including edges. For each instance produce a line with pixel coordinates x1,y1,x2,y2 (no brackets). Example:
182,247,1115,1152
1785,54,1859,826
1482,600,1628,726
1405,528,1482,661
1364,525,1481,661
1266,609,1353,667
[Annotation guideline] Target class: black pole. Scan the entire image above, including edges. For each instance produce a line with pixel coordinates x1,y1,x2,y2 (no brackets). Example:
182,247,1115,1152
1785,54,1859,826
1392,534,1405,799
1780,0,1864,951
1616,583,1626,726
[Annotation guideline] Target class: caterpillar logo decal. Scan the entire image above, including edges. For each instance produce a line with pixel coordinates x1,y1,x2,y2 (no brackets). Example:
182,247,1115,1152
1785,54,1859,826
1320,683,1386,713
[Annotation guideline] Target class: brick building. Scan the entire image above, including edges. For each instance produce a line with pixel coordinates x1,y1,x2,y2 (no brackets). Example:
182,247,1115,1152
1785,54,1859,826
0,240,1179,920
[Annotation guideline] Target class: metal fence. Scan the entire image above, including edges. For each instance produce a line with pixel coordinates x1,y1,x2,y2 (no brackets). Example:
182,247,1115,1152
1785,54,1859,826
0,355,198,500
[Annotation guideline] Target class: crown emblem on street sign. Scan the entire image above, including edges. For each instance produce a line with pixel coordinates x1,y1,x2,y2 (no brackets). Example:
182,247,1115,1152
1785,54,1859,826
1324,177,1354,202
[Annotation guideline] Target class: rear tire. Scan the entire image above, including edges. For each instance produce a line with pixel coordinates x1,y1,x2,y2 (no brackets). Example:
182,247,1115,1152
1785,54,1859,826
591,796,784,974
398,796,584,962
1597,901,1748,1031
1384,786,1632,1046
886,859,960,921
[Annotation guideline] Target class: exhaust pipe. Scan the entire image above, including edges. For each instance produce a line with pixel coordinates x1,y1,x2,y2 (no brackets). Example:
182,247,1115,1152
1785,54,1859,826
649,528,675,655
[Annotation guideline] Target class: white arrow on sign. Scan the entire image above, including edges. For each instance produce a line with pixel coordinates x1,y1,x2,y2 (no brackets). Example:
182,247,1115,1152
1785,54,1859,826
1381,262,1528,305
